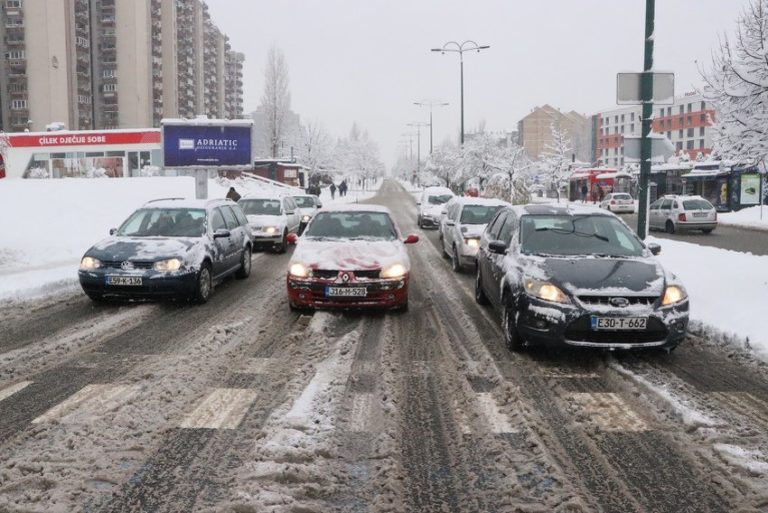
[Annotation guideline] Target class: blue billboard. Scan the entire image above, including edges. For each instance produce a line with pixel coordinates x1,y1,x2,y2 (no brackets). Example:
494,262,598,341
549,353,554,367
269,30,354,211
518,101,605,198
162,123,252,167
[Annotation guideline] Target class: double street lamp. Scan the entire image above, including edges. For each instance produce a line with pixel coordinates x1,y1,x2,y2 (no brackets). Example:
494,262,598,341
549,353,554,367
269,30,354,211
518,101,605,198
431,40,490,145
414,100,449,154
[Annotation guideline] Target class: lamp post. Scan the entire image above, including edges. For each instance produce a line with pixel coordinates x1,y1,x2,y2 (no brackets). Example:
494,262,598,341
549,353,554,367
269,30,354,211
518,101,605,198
431,41,490,145
414,100,449,154
401,132,416,160
407,122,429,175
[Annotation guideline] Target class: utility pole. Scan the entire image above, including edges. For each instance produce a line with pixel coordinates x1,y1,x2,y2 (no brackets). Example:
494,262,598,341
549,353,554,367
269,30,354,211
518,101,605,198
414,100,449,154
407,122,429,175
637,0,655,240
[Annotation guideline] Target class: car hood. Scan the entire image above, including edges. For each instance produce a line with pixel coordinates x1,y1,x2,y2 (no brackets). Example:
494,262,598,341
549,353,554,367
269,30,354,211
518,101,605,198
291,238,409,271
421,204,444,217
297,207,316,217
459,223,487,238
522,255,666,296
246,214,285,227
85,237,200,262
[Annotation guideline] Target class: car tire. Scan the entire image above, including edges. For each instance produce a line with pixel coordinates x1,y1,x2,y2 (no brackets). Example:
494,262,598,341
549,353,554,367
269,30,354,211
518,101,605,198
702,228,713,234
502,297,524,352
441,239,450,259
417,215,423,228
665,220,675,234
275,230,288,254
192,263,212,304
235,247,251,279
475,266,490,305
451,245,462,273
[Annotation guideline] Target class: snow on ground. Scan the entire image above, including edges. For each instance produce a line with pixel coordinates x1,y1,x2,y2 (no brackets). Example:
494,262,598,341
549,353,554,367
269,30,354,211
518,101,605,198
318,177,381,207
648,235,768,360
718,204,768,231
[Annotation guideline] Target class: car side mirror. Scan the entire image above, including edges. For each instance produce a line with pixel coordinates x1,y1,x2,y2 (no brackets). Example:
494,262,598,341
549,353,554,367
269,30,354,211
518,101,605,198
403,234,419,244
286,210,295,215
287,233,299,244
446,221,455,227
647,242,661,256
488,240,508,255
213,229,231,239
109,228,117,236
416,201,421,206
317,202,322,208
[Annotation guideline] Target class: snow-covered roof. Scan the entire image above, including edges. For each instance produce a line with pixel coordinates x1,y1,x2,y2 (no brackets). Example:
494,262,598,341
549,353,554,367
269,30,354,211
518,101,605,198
596,172,632,180
681,170,729,178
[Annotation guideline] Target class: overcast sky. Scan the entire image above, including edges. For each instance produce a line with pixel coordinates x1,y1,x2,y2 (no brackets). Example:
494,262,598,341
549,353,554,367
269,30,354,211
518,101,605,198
205,0,750,167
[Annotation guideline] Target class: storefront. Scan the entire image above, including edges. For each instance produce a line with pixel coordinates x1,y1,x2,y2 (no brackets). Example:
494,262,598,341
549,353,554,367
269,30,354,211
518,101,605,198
649,163,692,201
2,129,162,179
682,163,762,211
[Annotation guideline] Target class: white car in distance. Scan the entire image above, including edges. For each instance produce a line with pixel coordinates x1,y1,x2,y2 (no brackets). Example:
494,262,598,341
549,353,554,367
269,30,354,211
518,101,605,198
291,194,322,234
238,195,302,253
417,186,455,229
599,192,635,213
440,197,510,272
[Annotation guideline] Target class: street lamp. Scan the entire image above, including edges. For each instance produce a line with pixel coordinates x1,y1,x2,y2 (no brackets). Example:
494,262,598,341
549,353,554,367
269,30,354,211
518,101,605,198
407,122,429,175
431,41,490,145
400,132,417,160
414,100,449,154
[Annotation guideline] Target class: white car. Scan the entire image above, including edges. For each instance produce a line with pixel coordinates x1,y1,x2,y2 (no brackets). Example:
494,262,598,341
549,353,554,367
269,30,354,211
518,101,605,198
649,194,717,234
439,197,510,272
599,192,635,213
291,194,322,234
417,186,455,229
238,195,302,252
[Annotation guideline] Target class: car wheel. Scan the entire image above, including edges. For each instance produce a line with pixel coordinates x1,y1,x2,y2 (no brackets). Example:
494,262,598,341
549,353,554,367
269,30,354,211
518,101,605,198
235,247,251,279
275,230,288,253
475,266,489,305
702,228,713,234
665,220,675,234
417,215,423,228
502,297,524,352
451,245,462,273
193,263,212,304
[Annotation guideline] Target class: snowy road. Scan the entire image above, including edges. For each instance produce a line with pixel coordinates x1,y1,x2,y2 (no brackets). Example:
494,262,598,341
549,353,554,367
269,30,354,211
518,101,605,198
1,180,767,512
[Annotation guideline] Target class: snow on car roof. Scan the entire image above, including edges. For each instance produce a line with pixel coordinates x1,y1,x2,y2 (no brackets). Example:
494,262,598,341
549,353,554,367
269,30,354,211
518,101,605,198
241,193,288,200
319,204,392,214
423,186,454,195
142,198,234,210
447,197,511,207
511,203,611,217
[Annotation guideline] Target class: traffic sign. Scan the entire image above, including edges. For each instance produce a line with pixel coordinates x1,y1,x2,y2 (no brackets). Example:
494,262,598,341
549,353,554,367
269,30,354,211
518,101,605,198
617,72,674,105
623,134,675,161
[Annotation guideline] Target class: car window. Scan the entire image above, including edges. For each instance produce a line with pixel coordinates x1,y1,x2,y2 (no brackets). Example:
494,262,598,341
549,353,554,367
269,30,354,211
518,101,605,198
460,205,503,225
683,199,713,210
614,193,631,200
661,199,673,210
211,208,227,232
650,200,661,210
293,196,316,208
673,201,679,209
487,211,508,239
117,208,207,237
231,204,248,226
498,212,517,244
304,211,397,240
449,204,460,221
428,194,453,205
519,214,645,257
239,199,281,216
220,205,239,230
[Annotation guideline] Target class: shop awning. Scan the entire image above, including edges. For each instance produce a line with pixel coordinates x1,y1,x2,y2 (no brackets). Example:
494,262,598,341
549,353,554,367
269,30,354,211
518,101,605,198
681,171,730,178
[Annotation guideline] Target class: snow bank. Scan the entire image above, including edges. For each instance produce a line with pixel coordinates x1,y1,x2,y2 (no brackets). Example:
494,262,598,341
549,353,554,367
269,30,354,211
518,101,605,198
718,205,768,231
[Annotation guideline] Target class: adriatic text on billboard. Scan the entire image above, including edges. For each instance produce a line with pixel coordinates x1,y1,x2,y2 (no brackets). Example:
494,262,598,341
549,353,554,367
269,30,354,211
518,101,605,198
163,124,252,167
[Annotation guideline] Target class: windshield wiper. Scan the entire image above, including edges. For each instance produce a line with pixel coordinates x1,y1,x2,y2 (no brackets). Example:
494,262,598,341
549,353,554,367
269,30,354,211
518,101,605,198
534,226,610,242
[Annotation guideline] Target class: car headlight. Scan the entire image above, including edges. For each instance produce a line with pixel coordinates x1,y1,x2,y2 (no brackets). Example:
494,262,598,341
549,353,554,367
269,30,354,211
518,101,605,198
265,226,278,234
523,277,570,304
380,263,407,279
464,238,480,249
289,263,311,278
662,285,687,306
302,215,311,223
154,258,183,272
80,256,102,270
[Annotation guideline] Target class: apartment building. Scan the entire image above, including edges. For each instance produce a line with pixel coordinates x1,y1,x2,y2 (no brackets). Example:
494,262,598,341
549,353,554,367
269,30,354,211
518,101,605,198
593,92,716,168
0,0,244,133
517,105,592,162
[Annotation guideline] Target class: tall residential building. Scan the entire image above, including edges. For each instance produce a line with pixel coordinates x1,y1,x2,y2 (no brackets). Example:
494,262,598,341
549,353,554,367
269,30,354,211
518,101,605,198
593,92,716,167
0,0,244,133
517,105,591,162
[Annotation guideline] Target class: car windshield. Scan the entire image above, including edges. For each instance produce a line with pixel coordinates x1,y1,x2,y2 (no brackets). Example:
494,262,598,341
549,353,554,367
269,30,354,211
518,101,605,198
240,199,281,216
428,194,452,205
460,205,502,224
117,208,207,237
682,199,713,210
293,196,316,208
304,211,397,240
520,214,645,257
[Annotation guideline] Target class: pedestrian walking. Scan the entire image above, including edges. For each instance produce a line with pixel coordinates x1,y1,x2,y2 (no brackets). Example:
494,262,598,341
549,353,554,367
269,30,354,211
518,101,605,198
339,180,348,197
226,187,241,202
580,183,588,203
330,182,337,199
598,187,605,202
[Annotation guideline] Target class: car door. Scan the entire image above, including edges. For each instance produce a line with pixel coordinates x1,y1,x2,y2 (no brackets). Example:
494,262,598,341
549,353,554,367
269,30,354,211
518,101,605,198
209,207,231,277
648,200,660,229
220,206,244,272
283,197,299,233
489,212,517,304
482,211,509,307
443,204,458,253
660,199,673,225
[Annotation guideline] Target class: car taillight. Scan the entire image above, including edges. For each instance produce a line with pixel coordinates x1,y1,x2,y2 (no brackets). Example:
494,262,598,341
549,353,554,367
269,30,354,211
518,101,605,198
678,213,687,222
610,200,616,204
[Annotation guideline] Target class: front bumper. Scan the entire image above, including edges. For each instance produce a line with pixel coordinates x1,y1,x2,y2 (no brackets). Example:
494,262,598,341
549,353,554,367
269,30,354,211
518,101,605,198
419,215,440,228
78,269,197,300
514,296,689,350
251,232,283,250
287,276,408,310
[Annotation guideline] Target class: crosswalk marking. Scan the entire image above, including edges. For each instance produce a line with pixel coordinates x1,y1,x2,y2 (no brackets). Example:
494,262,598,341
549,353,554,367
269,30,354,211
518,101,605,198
475,393,517,434
179,388,257,430
569,392,648,432
349,393,375,433
0,381,32,402
33,384,140,425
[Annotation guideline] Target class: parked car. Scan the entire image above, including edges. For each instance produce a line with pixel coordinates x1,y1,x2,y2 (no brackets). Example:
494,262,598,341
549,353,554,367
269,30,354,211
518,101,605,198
475,204,689,352
439,197,509,272
78,198,252,304
649,195,717,234
417,186,455,229
239,194,302,252
599,192,635,213
291,193,322,235
286,205,419,311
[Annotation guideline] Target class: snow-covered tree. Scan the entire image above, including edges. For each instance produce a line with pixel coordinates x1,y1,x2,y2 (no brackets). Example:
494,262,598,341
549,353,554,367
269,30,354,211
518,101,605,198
297,120,334,180
261,45,291,158
702,0,768,165
423,145,460,188
539,123,573,202
482,145,533,204
334,123,385,188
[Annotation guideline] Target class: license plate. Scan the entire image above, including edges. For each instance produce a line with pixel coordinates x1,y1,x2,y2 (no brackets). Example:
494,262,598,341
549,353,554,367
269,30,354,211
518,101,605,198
326,287,367,297
591,317,647,330
692,212,707,217
106,275,143,286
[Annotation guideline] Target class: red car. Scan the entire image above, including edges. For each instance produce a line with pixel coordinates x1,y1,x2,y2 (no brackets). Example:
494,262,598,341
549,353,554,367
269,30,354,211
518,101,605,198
286,205,418,311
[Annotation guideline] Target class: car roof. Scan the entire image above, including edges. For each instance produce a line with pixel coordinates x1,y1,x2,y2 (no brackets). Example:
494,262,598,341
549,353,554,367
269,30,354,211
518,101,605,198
141,198,235,210
240,194,287,201
506,203,613,217
447,197,511,208
317,204,392,215
422,186,454,195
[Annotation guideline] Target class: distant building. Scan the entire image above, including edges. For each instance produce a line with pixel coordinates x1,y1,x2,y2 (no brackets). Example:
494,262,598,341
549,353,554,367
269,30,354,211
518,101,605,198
517,105,591,162
592,92,716,168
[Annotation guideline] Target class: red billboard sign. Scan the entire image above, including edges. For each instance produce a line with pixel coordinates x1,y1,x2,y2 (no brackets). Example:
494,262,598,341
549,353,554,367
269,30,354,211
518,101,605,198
8,130,161,148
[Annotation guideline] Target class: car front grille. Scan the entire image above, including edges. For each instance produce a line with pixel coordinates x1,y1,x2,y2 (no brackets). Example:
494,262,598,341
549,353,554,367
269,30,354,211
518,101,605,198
577,295,659,306
312,269,381,280
101,260,154,270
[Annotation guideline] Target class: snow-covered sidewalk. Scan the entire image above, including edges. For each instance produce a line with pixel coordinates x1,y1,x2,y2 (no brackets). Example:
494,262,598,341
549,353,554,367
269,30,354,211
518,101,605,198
717,205,768,232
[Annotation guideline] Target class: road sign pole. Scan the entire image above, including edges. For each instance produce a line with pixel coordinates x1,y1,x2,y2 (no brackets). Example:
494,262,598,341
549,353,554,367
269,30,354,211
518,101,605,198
637,0,655,240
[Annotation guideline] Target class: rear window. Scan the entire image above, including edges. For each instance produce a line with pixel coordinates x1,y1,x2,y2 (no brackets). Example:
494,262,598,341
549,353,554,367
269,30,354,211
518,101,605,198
460,205,503,224
428,194,453,205
682,199,714,210
304,211,397,240
613,194,631,200
240,199,281,216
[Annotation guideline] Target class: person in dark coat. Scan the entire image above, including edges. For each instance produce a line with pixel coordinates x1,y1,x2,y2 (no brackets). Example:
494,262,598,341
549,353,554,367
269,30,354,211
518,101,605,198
580,183,588,203
330,183,337,199
226,187,241,202
339,180,348,197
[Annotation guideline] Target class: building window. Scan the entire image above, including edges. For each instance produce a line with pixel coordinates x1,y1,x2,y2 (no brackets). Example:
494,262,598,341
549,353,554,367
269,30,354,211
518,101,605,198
679,105,684,114
621,114,625,122
5,50,25,60
686,140,694,149
700,101,706,110
687,128,694,137
699,139,705,149
667,107,672,116
700,113,707,123
5,0,22,8
678,130,683,138
676,141,683,150
659,108,664,117
687,115,692,125
699,127,705,136
102,69,116,78
687,103,693,113
615,127,619,134
630,123,635,132
10,99,27,109
614,115,618,124
103,83,117,92
78,95,91,104
630,112,635,122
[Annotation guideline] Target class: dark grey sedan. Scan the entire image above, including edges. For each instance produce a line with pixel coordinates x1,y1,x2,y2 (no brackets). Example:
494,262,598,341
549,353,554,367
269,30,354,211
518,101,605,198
475,204,689,352
78,198,252,303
